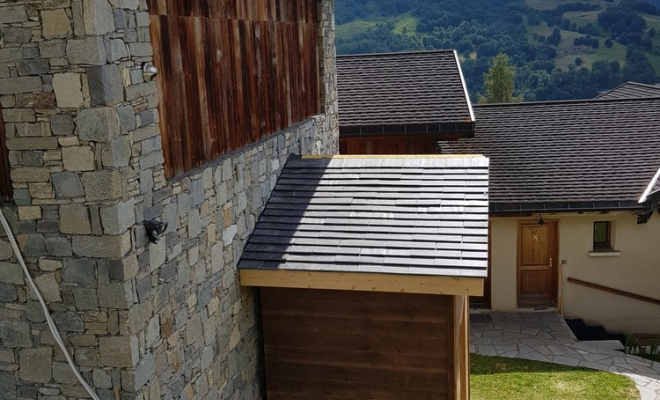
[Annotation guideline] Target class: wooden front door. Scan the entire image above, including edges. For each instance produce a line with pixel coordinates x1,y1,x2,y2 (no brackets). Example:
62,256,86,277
517,221,558,307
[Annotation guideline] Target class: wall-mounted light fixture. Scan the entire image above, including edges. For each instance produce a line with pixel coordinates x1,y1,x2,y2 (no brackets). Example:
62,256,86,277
142,62,158,82
143,219,168,244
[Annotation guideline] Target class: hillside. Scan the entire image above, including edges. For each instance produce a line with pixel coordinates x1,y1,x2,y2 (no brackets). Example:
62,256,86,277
336,0,660,101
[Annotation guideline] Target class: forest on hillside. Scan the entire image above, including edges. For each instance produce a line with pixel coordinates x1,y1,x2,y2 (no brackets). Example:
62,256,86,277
336,0,660,101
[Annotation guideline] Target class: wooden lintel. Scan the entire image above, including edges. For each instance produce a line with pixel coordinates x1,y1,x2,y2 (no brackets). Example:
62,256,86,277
239,269,484,296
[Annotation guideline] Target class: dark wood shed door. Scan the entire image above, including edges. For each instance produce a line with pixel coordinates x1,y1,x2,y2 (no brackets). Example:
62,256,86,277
261,288,453,400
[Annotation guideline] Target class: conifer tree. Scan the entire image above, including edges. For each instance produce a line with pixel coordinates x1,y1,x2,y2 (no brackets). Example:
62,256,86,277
478,54,523,104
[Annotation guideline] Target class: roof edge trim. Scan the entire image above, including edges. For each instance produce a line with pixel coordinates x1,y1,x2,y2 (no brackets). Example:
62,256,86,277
454,50,475,123
640,166,660,203
239,269,484,296
302,154,486,159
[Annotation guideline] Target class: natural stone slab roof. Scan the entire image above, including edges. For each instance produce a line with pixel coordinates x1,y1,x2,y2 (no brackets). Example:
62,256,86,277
239,155,489,278
336,50,474,136
440,97,660,213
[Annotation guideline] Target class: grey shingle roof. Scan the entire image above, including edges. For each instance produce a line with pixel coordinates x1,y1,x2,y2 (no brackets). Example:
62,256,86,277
440,98,660,213
337,50,474,135
595,82,660,100
238,156,489,278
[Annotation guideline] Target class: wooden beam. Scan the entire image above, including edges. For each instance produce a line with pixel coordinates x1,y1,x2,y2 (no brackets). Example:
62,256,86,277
240,269,484,296
303,154,485,159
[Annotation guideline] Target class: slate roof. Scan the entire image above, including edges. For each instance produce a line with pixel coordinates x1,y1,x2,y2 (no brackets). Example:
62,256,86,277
595,82,660,100
336,50,475,136
238,155,489,278
440,97,660,213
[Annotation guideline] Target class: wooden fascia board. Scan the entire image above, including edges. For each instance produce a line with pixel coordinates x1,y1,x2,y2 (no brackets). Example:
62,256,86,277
239,269,484,296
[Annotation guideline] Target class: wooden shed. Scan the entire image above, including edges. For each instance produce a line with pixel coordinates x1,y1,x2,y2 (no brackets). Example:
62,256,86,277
239,155,489,400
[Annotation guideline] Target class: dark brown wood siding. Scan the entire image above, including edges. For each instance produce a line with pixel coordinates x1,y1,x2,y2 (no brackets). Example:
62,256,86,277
261,288,453,400
340,135,437,155
147,0,321,178
0,109,11,201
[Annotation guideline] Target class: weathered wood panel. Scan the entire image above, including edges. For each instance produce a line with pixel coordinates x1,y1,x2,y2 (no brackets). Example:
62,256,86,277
0,109,11,201
261,288,454,400
340,135,437,155
147,0,320,178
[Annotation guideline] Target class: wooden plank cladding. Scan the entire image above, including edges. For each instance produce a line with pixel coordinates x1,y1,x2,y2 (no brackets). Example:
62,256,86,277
261,288,453,400
147,0,320,177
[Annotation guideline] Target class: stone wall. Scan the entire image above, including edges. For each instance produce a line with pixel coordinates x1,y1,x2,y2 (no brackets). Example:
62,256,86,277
0,0,338,398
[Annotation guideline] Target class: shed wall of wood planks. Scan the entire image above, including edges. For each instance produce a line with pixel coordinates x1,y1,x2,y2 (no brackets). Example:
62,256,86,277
260,287,454,400
147,0,321,177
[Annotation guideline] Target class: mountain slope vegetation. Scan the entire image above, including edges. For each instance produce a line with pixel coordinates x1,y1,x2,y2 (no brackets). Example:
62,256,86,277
336,0,660,101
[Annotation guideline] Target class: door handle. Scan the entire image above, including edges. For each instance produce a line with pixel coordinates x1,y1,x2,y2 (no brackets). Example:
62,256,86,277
549,257,553,268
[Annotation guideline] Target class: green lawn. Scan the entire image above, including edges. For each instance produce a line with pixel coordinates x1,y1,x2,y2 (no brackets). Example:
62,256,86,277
525,0,602,11
336,13,418,42
471,354,640,400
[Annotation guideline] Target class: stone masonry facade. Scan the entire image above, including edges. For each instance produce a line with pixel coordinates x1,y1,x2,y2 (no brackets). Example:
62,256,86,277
0,0,338,398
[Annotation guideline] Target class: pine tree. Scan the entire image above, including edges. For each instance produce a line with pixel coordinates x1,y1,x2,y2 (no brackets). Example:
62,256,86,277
477,53,523,104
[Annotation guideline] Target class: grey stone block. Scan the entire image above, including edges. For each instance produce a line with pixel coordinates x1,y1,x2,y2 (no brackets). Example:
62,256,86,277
34,273,61,302
73,288,98,310
20,234,47,257
19,348,52,383
114,9,128,29
128,42,152,57
52,311,84,332
72,233,131,258
100,199,135,235
101,135,131,167
82,170,123,201
51,114,75,136
84,0,115,35
52,172,85,198
1,28,31,44
0,77,42,95
0,320,31,347
98,282,133,310
62,258,96,285
109,38,128,61
0,283,17,302
107,255,138,281
88,64,124,106
22,45,39,59
0,262,21,285
66,37,106,65
59,204,92,234
62,146,95,172
41,9,72,39
52,362,78,384
17,60,49,76
76,107,120,142
45,237,73,257
122,352,154,391
0,5,27,24
40,40,66,59
53,73,84,109
99,335,138,368
93,369,112,389
0,371,16,400
0,241,13,260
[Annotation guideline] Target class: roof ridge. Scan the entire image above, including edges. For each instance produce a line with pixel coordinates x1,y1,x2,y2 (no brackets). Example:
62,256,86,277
337,49,457,58
474,95,660,108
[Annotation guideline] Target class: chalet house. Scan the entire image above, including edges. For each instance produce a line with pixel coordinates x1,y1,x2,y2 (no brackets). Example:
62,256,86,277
335,52,660,335
0,1,486,399
442,96,660,334
336,50,475,155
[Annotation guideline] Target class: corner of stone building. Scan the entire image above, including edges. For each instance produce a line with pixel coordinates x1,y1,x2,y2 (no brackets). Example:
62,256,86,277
0,0,339,398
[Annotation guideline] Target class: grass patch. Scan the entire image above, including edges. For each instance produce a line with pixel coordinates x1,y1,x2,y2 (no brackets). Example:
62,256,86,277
525,0,601,11
471,354,639,400
336,13,418,42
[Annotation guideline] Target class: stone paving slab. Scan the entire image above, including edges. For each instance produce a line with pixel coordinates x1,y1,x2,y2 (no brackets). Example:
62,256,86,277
471,312,660,400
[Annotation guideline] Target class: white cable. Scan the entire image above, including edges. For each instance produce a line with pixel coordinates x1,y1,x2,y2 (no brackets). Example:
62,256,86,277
0,208,101,400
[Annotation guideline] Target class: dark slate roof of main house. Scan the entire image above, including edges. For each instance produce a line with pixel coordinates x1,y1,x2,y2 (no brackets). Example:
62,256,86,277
595,82,660,100
440,97,660,214
238,155,489,278
336,50,475,136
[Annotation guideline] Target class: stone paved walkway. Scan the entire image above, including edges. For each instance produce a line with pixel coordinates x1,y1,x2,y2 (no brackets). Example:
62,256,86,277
470,312,660,400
